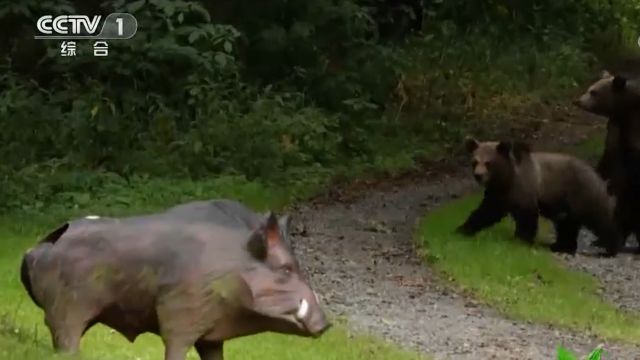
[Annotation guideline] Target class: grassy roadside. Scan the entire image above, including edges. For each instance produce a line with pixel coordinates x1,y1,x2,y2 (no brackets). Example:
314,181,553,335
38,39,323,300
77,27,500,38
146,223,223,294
0,178,426,360
416,139,640,344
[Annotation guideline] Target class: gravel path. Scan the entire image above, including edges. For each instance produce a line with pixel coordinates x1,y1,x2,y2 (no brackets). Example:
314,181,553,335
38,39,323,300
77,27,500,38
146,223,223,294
289,171,640,359
564,232,640,315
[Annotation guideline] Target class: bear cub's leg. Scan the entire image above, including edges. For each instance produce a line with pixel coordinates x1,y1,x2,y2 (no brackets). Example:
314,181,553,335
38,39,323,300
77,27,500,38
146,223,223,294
550,218,580,255
457,195,508,236
511,208,538,244
580,211,622,257
614,190,640,253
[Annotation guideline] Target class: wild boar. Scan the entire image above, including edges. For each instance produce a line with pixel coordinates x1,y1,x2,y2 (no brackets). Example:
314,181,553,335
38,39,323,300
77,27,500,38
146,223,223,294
20,199,330,360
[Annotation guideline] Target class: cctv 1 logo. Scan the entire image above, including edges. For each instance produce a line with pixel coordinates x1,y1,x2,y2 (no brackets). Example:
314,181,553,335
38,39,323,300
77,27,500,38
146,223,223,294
35,13,138,39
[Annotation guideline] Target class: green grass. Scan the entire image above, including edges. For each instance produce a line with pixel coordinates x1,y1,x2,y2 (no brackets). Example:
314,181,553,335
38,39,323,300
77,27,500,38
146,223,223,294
0,179,425,360
417,194,640,343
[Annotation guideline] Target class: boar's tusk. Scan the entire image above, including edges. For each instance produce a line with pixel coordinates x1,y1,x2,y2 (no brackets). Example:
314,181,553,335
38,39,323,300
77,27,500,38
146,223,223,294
296,299,309,320
85,215,100,220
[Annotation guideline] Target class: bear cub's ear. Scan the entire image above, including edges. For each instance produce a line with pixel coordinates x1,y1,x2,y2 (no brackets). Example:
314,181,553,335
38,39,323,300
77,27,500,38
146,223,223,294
496,141,512,157
612,76,627,93
497,140,530,162
512,141,531,162
464,137,479,153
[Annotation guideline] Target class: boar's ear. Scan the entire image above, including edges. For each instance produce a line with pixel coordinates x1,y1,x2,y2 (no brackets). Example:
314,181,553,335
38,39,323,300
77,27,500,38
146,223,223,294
247,230,268,260
601,70,612,79
277,214,294,249
278,215,290,235
247,212,285,259
264,212,282,247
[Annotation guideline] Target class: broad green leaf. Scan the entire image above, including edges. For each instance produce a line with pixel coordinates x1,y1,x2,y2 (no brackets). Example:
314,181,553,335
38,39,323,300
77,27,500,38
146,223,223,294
193,141,203,154
223,41,232,53
586,346,603,360
214,53,227,67
90,105,99,119
188,3,211,22
164,2,176,16
188,30,200,44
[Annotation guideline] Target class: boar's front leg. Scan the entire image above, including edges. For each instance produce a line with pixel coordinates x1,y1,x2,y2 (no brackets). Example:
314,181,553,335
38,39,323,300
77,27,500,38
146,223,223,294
196,341,223,360
158,294,212,360
163,341,191,360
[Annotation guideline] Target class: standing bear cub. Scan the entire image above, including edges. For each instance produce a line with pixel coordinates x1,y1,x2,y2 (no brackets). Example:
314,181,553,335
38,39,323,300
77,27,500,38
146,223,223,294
457,138,621,257
572,70,640,192
573,70,640,250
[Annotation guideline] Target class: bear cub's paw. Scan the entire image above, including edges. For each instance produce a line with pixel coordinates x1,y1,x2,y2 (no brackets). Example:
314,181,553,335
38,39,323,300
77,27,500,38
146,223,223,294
549,242,577,256
590,239,607,249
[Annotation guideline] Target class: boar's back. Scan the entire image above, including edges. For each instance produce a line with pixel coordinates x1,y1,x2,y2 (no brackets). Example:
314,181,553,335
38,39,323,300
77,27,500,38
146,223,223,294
163,199,263,230
32,214,255,300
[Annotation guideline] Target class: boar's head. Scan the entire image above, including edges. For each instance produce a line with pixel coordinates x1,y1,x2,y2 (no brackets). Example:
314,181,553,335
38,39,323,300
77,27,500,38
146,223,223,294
240,212,330,338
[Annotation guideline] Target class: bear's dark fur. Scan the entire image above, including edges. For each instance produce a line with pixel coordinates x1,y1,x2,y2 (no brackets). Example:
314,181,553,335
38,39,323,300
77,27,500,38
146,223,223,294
457,138,621,257
574,71,640,251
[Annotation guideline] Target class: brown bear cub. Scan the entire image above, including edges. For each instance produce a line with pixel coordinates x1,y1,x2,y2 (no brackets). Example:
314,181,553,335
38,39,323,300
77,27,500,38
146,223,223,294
573,71,640,189
573,70,640,251
457,138,621,257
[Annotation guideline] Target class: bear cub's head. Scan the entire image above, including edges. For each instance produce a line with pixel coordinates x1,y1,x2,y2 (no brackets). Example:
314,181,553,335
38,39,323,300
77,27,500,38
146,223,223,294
573,70,638,116
464,137,530,186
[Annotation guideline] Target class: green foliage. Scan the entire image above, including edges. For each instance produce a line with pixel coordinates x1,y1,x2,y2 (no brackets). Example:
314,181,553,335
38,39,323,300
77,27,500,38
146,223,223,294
1,0,639,211
558,346,578,360
426,0,638,41
557,345,603,360
586,346,604,360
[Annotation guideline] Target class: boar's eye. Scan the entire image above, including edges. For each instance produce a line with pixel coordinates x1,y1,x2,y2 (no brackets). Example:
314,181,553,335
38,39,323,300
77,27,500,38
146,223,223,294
590,89,598,97
471,160,478,167
280,264,294,276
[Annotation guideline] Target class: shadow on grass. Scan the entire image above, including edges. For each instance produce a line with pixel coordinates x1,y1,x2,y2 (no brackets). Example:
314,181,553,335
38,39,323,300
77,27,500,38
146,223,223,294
0,308,427,360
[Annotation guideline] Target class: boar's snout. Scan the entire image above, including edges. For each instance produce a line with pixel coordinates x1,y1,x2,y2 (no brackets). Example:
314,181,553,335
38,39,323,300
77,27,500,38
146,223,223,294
296,292,331,337
306,309,331,337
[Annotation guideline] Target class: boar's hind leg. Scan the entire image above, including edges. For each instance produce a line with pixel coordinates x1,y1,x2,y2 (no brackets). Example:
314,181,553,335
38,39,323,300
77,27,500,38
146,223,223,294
195,341,223,360
45,311,91,353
